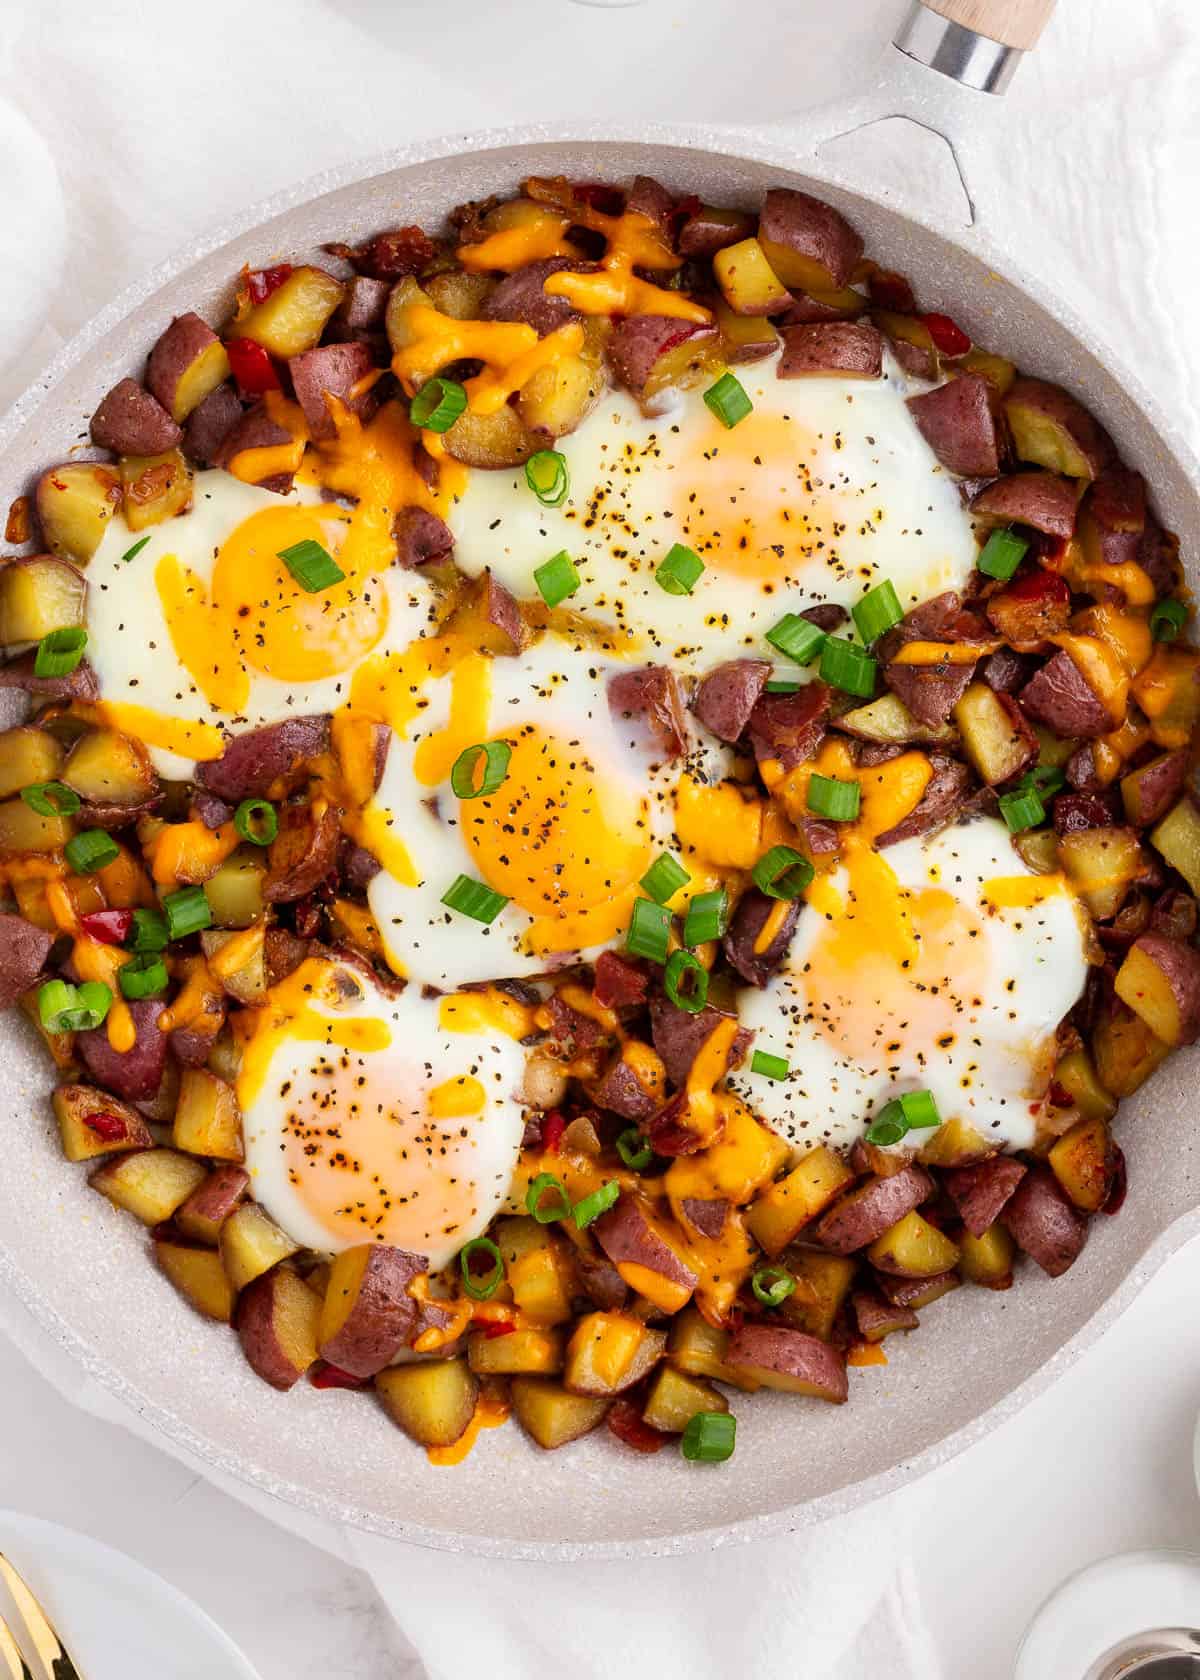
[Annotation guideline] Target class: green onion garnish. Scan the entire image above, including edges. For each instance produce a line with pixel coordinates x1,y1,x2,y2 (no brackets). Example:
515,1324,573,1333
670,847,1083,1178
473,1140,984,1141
806,773,861,822
851,580,904,644
410,376,467,433
121,536,151,562
526,1172,571,1225
703,372,752,430
978,527,1029,582
1017,765,1066,800
118,952,169,1000
625,897,671,964
664,948,709,1014
764,679,801,694
751,845,813,901
656,543,705,597
684,888,728,948
127,908,169,953
524,449,570,508
819,636,877,698
459,1237,505,1301
64,829,119,876
33,628,87,679
865,1089,941,1146
572,1180,620,1230
37,977,112,1034
999,786,1045,834
533,549,580,609
750,1049,790,1081
1151,599,1188,642
681,1410,736,1463
441,874,509,925
616,1128,653,1170
766,613,827,667
233,798,278,846
20,782,80,817
640,852,690,905
751,1264,796,1307
163,884,213,940
278,539,345,593
450,741,512,800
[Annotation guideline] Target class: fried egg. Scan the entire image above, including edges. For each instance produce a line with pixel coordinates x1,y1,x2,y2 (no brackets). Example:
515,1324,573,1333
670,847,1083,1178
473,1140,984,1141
84,471,438,780
237,958,528,1267
728,817,1091,1156
447,352,976,671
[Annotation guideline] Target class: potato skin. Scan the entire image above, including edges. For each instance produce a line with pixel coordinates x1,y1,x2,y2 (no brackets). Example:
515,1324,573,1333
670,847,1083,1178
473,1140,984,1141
970,471,1079,539
318,1244,425,1378
758,187,864,291
692,660,770,744
942,1156,1027,1239
1115,933,1200,1046
811,1164,933,1254
146,313,231,423
183,382,243,467
77,999,167,1102
907,375,1001,478
1002,1167,1089,1277
288,341,378,441
0,912,51,1009
1004,377,1114,480
237,1267,321,1391
591,1197,698,1293
1019,650,1112,739
198,716,331,802
725,1324,849,1402
90,378,182,455
778,322,883,381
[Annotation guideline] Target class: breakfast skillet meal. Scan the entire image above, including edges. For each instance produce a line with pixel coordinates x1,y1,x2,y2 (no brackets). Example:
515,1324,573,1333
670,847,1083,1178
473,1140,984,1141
0,172,1196,1468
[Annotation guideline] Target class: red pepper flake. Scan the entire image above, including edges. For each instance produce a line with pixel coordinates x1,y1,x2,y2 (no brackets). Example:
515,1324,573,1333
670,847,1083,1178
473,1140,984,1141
541,1111,566,1155
607,1399,668,1454
921,312,971,357
310,1362,371,1391
84,1113,128,1142
245,263,293,304
481,1320,517,1340
79,908,134,945
225,336,282,397
1103,1144,1128,1216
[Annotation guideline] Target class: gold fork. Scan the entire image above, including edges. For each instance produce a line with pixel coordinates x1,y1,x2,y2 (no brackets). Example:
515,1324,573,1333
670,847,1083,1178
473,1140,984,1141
0,1553,83,1680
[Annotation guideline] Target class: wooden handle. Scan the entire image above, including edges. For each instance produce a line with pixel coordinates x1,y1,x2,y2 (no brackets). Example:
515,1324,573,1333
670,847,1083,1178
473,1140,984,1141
916,0,1056,51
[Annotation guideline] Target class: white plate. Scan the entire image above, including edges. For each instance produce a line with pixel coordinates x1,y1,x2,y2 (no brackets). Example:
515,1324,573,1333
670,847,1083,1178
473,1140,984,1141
1016,1549,1200,1679
0,1510,262,1680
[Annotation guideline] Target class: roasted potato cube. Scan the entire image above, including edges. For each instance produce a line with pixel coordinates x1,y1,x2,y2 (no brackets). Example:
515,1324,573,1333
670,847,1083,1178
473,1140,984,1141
744,1144,854,1256
203,848,266,929
155,1238,236,1322
592,1198,697,1315
1053,1046,1116,1122
1132,646,1200,750
147,313,232,423
916,1118,994,1169
953,682,1037,786
1058,826,1144,919
231,265,344,358
172,1068,244,1161
0,727,64,800
237,1266,321,1390
713,238,791,316
1014,828,1061,874
0,798,74,854
90,1147,207,1224
62,730,157,808
1093,999,1171,1098
563,1313,666,1398
422,270,496,320
641,1365,728,1434
36,463,122,564
467,1326,564,1376
1150,798,1200,896
176,1163,249,1244
958,1222,1014,1288
1004,378,1113,480
757,187,863,293
494,1217,574,1325
1113,934,1200,1047
714,299,779,363
959,346,1016,397
667,1306,761,1392
778,1249,857,1341
52,1083,153,1162
516,344,608,439
836,691,956,747
1048,1115,1117,1212
318,1243,424,1377
867,1211,960,1277
118,449,193,532
725,1324,848,1402
442,403,537,468
509,1375,609,1450
218,1202,299,1292
377,1359,478,1449
0,556,86,647
1121,750,1187,829
200,929,267,1003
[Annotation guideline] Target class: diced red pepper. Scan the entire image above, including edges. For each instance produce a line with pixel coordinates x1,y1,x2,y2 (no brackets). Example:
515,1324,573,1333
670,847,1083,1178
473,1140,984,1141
921,312,971,357
79,908,134,945
481,1320,517,1340
310,1362,371,1391
606,1399,669,1454
225,336,282,397
245,263,293,305
84,1113,128,1142
1103,1144,1128,1216
1005,565,1071,606
541,1111,566,1155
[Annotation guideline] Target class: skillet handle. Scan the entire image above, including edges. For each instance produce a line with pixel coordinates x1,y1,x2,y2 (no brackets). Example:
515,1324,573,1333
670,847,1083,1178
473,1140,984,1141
894,0,1057,93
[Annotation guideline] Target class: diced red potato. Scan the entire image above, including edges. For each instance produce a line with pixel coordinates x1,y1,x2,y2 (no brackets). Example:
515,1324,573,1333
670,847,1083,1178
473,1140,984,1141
692,660,770,743
677,205,756,258
1004,378,1114,480
953,684,1039,786
713,302,780,364
482,258,586,337
588,1047,663,1122
182,382,243,467
884,655,975,732
77,999,167,1102
679,1197,730,1239
0,913,51,1009
811,1164,933,1254
1121,751,1187,828
876,1270,960,1309
212,402,299,493
757,188,864,292
722,889,801,987
648,994,751,1088
237,1267,321,1391
879,591,991,728
36,462,123,564
51,1083,154,1163
592,951,650,1011
608,666,690,758
970,472,1079,539
591,1198,698,1310
607,316,718,398
287,341,378,440
712,240,792,316
0,555,87,648
0,651,99,701
625,174,675,232
942,1156,1027,1239
1019,650,1112,739
1149,888,1199,941
393,506,454,568
263,803,341,904
1002,1167,1089,1277
907,375,1002,478
317,1243,426,1377
198,716,331,802
1078,468,1147,567
874,752,971,847
1113,933,1200,1046
724,1324,848,1402
331,276,391,335
984,568,1072,646
780,286,868,326
852,1291,918,1343
1053,790,1121,837
475,570,528,654
777,322,883,381
176,1164,250,1244
90,378,182,455
146,313,232,423
746,682,832,769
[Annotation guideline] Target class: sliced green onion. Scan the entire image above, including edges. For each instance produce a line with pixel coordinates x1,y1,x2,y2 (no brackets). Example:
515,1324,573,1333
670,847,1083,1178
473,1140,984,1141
765,679,801,695
37,977,111,1034
703,372,752,430
33,628,87,679
999,786,1045,834
1022,764,1067,797
640,851,690,905
819,636,877,698
20,781,80,817
656,543,705,597
127,908,168,953
765,613,826,666
866,1089,942,1146
277,539,345,593
684,888,728,948
625,897,671,964
681,1410,736,1463
233,798,278,846
441,873,509,925
163,884,213,939
118,952,169,1000
852,580,904,644
459,1236,505,1301
36,979,73,1034
616,1128,653,1171
524,449,569,508
751,1264,796,1307
64,829,119,876
978,527,1029,581
1151,599,1188,642
410,376,467,433
752,845,813,901
664,948,709,1014
121,535,151,562
572,1179,620,1230
750,1049,790,1081
450,741,512,800
806,774,861,822
533,549,580,609
526,1172,571,1225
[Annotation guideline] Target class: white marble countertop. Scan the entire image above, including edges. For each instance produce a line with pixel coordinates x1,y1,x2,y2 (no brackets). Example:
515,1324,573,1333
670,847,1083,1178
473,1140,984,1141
2,0,1199,1674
